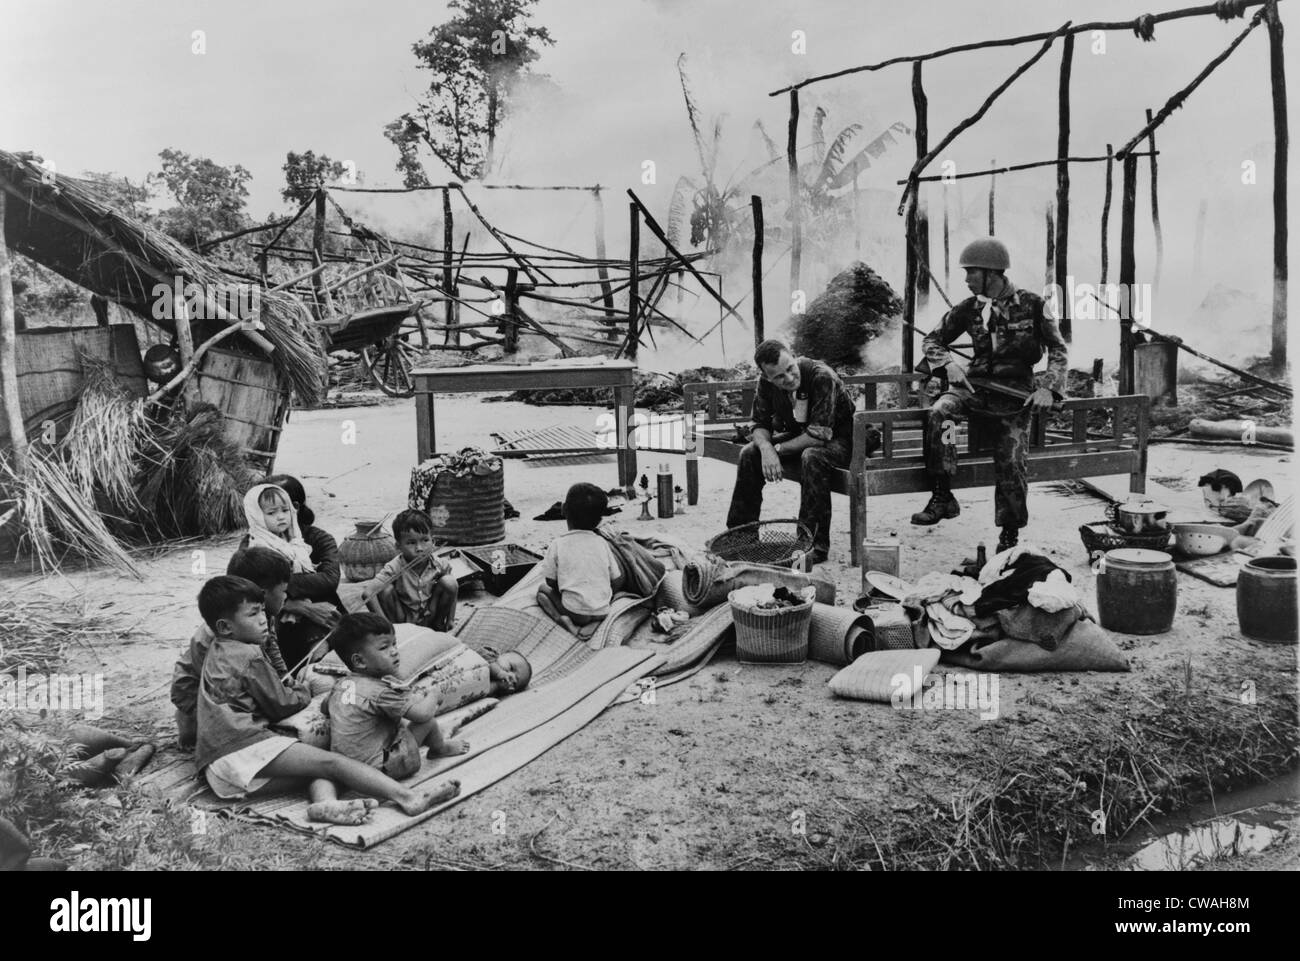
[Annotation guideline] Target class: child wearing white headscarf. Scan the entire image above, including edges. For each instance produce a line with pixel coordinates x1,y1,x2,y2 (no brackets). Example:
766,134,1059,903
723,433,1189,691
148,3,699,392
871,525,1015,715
242,484,317,573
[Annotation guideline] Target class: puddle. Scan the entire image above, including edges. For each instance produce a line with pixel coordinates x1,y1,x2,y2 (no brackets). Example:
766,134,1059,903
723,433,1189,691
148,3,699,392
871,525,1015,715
1122,812,1287,871
1073,771,1299,871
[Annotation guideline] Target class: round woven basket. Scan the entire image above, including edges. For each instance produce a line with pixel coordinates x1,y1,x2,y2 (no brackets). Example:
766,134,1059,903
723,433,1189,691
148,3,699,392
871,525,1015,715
728,590,814,664
706,519,813,567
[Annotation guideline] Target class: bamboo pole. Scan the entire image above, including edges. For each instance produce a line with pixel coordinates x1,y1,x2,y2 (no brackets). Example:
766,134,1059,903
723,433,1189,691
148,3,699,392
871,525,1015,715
898,24,1070,215
442,187,458,347
988,158,997,235
591,188,616,339
1146,107,1164,297
626,190,747,325
902,192,918,375
942,184,950,286
913,61,929,315
627,202,639,360
1056,33,1074,340
1116,10,1266,158
0,192,29,476
1266,0,1288,368
1118,154,1138,395
896,151,1155,185
172,291,197,403
769,2,1274,95
1101,144,1114,285
311,189,327,319
853,171,862,254
450,184,553,285
1045,205,1056,290
787,89,802,299
751,195,765,346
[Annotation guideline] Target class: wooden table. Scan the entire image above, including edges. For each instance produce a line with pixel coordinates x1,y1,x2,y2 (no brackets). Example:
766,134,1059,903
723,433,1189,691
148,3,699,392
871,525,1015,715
412,359,638,487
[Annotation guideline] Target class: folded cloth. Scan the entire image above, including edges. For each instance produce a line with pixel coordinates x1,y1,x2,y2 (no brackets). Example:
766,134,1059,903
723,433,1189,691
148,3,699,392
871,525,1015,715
597,526,667,598
828,648,942,702
997,603,1084,650
941,617,1128,672
1027,569,1080,613
905,572,982,607
925,599,977,650
978,545,1031,585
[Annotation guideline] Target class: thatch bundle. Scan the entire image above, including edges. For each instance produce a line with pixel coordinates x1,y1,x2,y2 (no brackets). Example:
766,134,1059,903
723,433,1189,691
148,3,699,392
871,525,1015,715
56,355,151,515
0,149,327,403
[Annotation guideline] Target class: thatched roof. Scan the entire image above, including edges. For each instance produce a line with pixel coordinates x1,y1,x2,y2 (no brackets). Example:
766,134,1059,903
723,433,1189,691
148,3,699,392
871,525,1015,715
0,148,328,402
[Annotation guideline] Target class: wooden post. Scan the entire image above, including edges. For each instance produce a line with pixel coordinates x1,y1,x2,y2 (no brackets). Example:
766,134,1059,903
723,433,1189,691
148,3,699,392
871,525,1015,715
751,195,765,346
0,192,30,477
1145,108,1163,297
852,172,862,254
912,61,929,314
1045,205,1055,290
1119,153,1138,396
592,187,617,343
1193,197,1208,275
172,289,197,403
442,187,459,346
987,158,997,235
942,183,951,286
902,192,918,375
1056,33,1074,340
627,202,640,360
311,189,327,320
787,89,801,301
1266,0,1288,368
1101,143,1114,285
502,267,519,354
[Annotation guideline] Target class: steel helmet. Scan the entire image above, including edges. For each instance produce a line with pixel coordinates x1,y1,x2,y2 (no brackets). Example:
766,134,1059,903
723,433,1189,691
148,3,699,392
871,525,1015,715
958,237,1010,271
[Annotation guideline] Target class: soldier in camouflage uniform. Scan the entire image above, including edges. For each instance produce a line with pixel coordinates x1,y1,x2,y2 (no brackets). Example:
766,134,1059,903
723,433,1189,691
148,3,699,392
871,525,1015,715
725,339,861,566
912,238,1068,553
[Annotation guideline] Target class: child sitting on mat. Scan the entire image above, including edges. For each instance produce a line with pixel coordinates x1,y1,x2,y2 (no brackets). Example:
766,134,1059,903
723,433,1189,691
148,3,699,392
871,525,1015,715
171,547,292,750
324,613,474,780
366,510,459,633
535,483,625,639
195,577,458,825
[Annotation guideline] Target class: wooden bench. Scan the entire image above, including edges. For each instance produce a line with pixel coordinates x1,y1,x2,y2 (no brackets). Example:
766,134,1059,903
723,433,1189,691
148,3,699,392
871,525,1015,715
683,373,1150,568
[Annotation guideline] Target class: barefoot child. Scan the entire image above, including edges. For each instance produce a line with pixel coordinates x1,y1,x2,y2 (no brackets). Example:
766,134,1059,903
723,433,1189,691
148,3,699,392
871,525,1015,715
171,547,292,749
194,577,457,825
535,483,624,638
366,510,458,632
324,613,470,779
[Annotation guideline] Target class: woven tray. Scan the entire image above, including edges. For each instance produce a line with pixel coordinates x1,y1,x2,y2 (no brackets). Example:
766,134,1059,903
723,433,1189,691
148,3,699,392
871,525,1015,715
1079,522,1173,558
706,519,813,567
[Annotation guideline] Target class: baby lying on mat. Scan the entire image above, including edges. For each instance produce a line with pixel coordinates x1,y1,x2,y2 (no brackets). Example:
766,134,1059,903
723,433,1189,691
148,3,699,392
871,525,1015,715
324,614,532,782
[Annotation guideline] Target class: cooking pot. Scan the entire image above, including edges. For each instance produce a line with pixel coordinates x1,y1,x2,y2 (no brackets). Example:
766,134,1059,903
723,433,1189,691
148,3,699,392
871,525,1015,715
1114,499,1170,535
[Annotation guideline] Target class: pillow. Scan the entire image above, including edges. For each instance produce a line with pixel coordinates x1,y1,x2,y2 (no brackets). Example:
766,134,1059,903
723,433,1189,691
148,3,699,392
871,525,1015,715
828,648,941,702
272,691,331,749
314,623,459,678
409,644,492,714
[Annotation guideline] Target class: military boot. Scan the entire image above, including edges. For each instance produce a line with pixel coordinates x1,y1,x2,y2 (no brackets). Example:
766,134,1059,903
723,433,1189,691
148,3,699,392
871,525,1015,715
996,526,1020,553
911,479,960,526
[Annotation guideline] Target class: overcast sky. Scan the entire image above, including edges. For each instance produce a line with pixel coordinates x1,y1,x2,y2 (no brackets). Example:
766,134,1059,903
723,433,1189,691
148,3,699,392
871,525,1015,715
2,0,1292,359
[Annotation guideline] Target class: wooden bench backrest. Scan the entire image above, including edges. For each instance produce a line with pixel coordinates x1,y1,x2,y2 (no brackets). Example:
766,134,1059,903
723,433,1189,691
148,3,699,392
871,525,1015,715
683,372,925,425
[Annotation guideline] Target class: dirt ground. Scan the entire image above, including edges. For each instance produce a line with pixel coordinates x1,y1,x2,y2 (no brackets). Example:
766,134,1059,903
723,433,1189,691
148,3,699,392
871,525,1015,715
4,391,1296,870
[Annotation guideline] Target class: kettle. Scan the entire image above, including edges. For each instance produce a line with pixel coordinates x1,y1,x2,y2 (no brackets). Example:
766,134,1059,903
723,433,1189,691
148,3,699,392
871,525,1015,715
1114,499,1170,534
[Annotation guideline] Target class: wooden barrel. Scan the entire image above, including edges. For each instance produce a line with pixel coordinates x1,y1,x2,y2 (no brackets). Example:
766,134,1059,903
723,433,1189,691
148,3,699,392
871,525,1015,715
1096,548,1177,635
338,521,397,582
413,468,505,546
1237,556,1297,644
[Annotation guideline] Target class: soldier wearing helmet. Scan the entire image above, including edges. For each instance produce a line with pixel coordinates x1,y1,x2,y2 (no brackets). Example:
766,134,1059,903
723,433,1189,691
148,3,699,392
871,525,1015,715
911,237,1068,553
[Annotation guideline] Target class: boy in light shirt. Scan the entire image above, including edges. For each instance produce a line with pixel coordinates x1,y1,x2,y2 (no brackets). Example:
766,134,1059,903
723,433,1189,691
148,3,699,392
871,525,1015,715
535,483,624,638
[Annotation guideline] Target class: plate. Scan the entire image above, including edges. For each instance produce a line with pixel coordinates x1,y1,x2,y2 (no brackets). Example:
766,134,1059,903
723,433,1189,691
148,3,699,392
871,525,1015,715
863,571,911,600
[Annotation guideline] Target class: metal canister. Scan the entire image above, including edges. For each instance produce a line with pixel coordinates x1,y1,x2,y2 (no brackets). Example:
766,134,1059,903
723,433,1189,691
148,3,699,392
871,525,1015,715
860,539,901,600
656,464,674,518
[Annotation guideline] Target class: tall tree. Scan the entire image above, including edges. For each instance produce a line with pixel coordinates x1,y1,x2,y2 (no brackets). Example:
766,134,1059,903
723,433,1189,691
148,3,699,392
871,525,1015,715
282,150,350,205
385,0,553,184
147,149,252,248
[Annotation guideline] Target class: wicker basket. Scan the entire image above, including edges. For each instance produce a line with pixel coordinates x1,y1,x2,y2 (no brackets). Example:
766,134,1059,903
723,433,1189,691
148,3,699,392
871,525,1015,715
1079,522,1173,558
706,519,813,567
409,463,505,546
728,590,814,664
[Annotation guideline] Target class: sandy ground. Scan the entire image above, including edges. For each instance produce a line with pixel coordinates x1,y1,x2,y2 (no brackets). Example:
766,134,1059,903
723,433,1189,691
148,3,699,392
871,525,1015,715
3,391,1296,870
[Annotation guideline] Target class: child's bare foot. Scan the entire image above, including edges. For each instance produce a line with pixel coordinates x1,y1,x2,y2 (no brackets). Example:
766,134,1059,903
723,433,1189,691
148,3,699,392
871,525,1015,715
396,779,461,816
428,737,469,758
307,799,375,825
